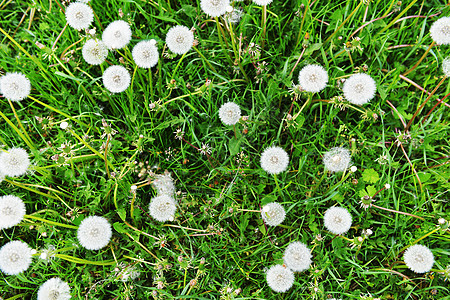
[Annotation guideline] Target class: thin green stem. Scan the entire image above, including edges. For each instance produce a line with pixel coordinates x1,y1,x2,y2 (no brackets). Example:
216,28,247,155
8,100,35,150
261,5,267,49
24,214,78,229
403,41,436,76
171,52,187,80
54,254,116,265
323,1,363,46
295,0,311,49
398,228,440,254
193,46,217,73
0,111,35,150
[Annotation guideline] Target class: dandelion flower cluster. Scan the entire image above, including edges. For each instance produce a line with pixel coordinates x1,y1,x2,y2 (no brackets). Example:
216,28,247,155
77,216,112,250
298,64,328,93
266,264,295,293
165,25,194,55
219,102,241,125
261,202,286,226
442,57,450,77
132,40,159,69
102,65,131,93
253,0,273,5
37,277,71,300
283,241,312,272
65,2,94,30
149,195,177,222
323,147,351,173
0,147,30,177
200,0,230,17
324,206,352,235
0,72,31,101
82,39,108,65
403,244,434,273
260,146,289,175
0,195,26,230
102,20,132,50
152,173,176,196
0,240,33,275
430,17,450,45
342,73,376,105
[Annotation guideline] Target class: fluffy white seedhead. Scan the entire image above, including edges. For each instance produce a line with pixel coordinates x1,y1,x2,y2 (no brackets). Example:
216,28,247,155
260,146,289,175
283,241,312,272
266,264,295,293
65,2,94,30
430,17,450,45
82,39,108,65
0,147,30,177
323,147,351,173
298,64,328,93
0,195,26,230
0,240,33,275
343,73,376,105
324,206,352,235
77,216,112,250
253,0,273,5
102,65,131,93
149,195,177,222
225,8,243,24
132,40,159,69
102,20,132,50
219,102,241,125
442,57,450,77
0,72,31,101
261,202,285,226
404,244,434,273
37,277,71,300
152,173,176,196
165,25,194,55
200,0,230,17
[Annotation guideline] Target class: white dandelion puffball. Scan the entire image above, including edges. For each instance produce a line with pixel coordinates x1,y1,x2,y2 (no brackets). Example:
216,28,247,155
266,264,295,293
404,244,434,273
65,2,94,30
219,102,241,125
0,72,31,101
261,202,286,226
442,57,450,77
37,277,71,300
283,241,312,272
343,73,377,105
323,147,351,173
165,25,194,55
102,65,131,93
324,206,352,235
152,173,176,196
82,39,108,65
0,240,33,275
430,17,450,45
77,216,112,250
298,64,328,93
102,20,132,50
260,146,289,175
132,40,159,69
0,195,26,230
253,0,273,5
0,147,30,177
200,0,230,17
149,195,177,222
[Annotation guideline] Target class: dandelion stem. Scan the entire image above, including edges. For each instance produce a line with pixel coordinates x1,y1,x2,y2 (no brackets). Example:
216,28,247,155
310,171,327,197
104,134,111,178
386,100,407,128
403,41,435,76
423,90,450,124
399,142,423,190
295,0,311,49
0,111,35,151
162,224,207,232
398,228,440,254
225,21,249,82
371,204,424,221
52,23,67,50
289,47,306,77
24,214,78,229
8,99,35,150
171,52,187,81
323,1,363,46
55,254,116,265
261,5,267,49
237,209,261,213
193,46,217,73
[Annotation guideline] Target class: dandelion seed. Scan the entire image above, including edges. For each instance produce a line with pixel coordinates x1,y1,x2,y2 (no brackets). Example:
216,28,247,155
37,277,71,300
225,7,243,24
266,264,295,293
200,0,230,17
442,57,450,77
132,40,159,69
102,65,131,93
0,195,26,230
102,20,132,50
82,39,108,65
342,73,376,105
283,241,312,272
0,72,31,102
165,25,194,55
149,195,177,222
0,147,30,177
253,0,273,5
152,173,176,196
77,216,112,250
261,202,285,226
323,147,351,173
219,102,241,125
323,206,352,235
404,244,434,273
298,64,328,93
430,17,450,45
260,146,289,175
65,2,94,30
0,240,33,275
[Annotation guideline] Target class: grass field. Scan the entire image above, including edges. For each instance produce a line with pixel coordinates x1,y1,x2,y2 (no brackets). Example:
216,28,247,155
0,0,449,299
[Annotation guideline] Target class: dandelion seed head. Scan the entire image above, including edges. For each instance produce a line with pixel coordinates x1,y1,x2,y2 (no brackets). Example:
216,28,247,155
253,0,273,5
0,72,31,101
0,147,30,177
324,206,352,235
260,146,289,175
37,277,71,300
298,64,328,93
430,17,450,45
132,40,159,69
261,202,285,226
65,2,94,30
165,25,194,55
283,241,312,272
0,240,33,275
266,264,294,293
82,39,108,65
442,57,450,77
77,216,112,250
343,73,376,105
404,244,434,273
102,65,131,93
323,147,351,173
219,102,241,125
0,195,26,230
102,20,132,50
200,0,230,17
149,195,176,222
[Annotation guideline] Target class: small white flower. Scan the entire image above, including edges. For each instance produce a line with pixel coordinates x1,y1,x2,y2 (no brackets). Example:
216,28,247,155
200,0,230,17
0,240,33,275
343,73,377,105
77,216,112,250
0,147,30,177
37,277,71,300
132,40,159,69
149,195,176,222
442,57,450,77
102,65,131,93
219,102,241,125
261,202,285,226
324,206,352,235
152,173,176,196
404,244,434,273
65,2,94,30
260,146,289,175
430,17,450,45
253,0,273,5
298,64,328,93
323,147,351,173
283,241,312,272
102,20,132,50
165,25,194,55
0,195,26,230
385,183,391,189
82,39,108,65
350,166,357,172
60,121,69,130
0,72,31,101
266,264,295,293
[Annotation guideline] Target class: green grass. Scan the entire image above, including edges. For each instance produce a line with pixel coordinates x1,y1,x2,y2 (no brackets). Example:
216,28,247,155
0,0,449,299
